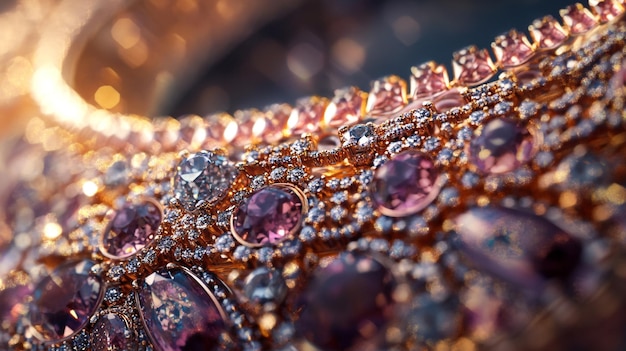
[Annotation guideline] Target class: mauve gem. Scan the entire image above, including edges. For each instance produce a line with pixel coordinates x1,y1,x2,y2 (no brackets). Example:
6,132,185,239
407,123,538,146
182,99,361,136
137,266,226,351
233,185,304,246
372,150,442,217
28,260,103,341
469,118,535,174
102,201,161,259
454,206,582,292
90,313,137,351
297,253,395,351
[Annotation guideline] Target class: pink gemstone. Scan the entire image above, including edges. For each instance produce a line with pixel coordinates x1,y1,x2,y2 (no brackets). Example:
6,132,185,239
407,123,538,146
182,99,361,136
410,62,450,99
233,185,304,246
204,112,237,145
365,75,408,117
287,96,328,136
233,109,267,146
590,0,624,23
452,46,497,86
561,4,598,35
101,201,161,259
137,266,226,351
372,150,442,217
263,103,292,144
323,87,365,129
529,16,568,50
28,261,103,341
178,115,208,151
492,30,535,68
90,313,137,351
468,118,536,174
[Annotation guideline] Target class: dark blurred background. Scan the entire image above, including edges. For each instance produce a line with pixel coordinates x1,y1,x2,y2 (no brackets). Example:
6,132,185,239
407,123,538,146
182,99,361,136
170,0,575,116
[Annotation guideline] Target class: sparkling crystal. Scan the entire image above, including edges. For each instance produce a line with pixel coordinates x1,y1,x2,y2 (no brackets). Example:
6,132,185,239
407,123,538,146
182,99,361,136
365,75,408,116
287,96,328,136
452,46,497,86
137,266,227,351
454,206,583,291
28,261,102,341
492,30,535,67
324,87,365,128
561,4,598,35
590,0,624,23
342,124,376,148
469,119,535,174
410,61,449,99
529,15,568,49
372,150,442,217
174,150,238,211
243,267,288,306
101,201,161,259
297,253,395,350
233,185,304,245
90,313,137,351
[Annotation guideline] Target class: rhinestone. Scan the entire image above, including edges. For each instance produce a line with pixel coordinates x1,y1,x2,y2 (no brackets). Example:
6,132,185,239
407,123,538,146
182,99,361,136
101,200,161,259
244,267,288,306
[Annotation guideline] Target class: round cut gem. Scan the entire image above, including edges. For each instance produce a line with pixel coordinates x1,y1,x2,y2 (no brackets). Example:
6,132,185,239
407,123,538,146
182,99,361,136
90,313,137,351
137,266,227,351
454,206,582,292
297,253,396,350
243,267,288,306
232,185,305,246
28,260,103,341
101,200,161,259
173,150,238,211
468,118,535,174
371,150,442,217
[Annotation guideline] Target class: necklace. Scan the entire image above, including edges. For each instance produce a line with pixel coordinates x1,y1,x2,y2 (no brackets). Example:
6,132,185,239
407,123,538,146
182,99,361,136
2,1,626,350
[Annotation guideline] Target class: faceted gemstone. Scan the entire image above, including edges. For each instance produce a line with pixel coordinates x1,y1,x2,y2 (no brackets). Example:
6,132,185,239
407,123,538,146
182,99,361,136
233,109,267,146
0,283,32,326
297,253,396,351
243,267,288,306
371,150,442,217
529,15,568,50
178,115,208,150
101,200,161,259
324,87,366,129
173,150,239,211
454,206,583,291
90,313,137,351
233,185,304,246
365,75,408,117
204,112,238,145
287,96,328,136
468,118,535,174
492,30,535,68
341,124,376,148
561,4,598,35
452,46,497,86
137,266,227,351
28,261,103,341
263,103,292,144
410,61,449,99
590,0,624,23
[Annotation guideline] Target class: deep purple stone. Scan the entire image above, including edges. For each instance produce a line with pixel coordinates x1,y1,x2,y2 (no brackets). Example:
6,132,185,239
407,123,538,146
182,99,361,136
372,150,442,217
28,260,103,341
297,253,396,350
233,185,303,245
90,313,137,351
101,201,161,258
136,266,227,351
454,206,582,291
468,118,535,174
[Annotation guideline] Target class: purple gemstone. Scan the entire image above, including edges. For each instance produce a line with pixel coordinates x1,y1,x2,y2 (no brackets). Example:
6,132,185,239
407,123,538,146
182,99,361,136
468,118,535,174
0,283,32,326
233,185,304,246
136,266,227,351
454,206,582,292
90,313,137,351
297,253,395,350
101,201,161,259
372,150,442,217
28,261,103,341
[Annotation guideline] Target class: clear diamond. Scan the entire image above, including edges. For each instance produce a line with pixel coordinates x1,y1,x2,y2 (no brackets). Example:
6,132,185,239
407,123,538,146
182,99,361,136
342,124,376,148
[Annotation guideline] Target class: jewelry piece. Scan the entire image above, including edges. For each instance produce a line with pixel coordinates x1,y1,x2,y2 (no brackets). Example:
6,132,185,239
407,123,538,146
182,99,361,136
2,1,626,350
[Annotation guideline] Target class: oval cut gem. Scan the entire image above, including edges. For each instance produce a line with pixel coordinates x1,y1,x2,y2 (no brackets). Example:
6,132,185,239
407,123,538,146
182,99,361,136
101,200,161,259
28,260,103,341
454,206,582,291
136,266,227,351
90,313,137,351
232,185,304,246
468,118,535,174
173,150,238,211
297,253,395,350
372,150,442,217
